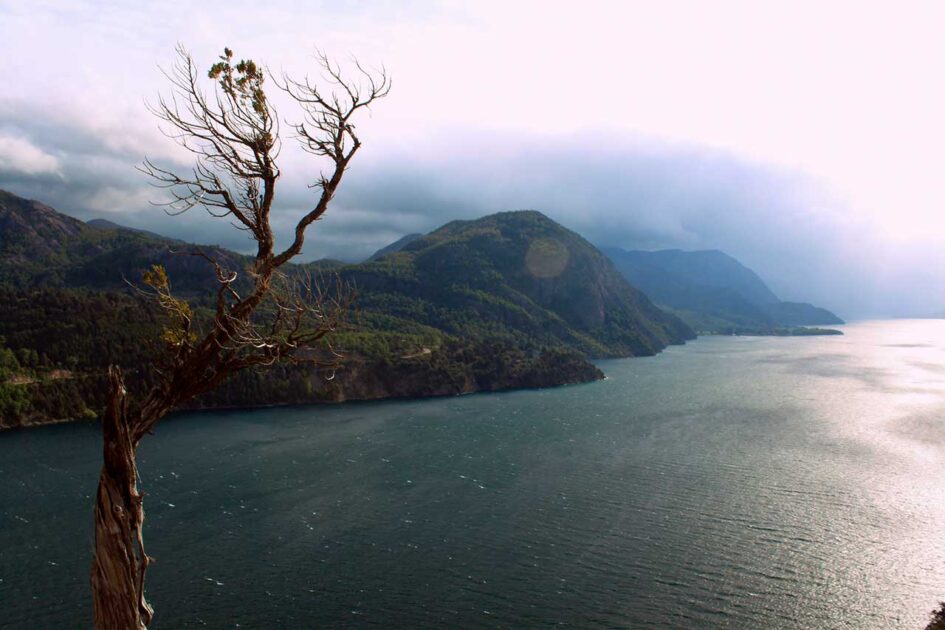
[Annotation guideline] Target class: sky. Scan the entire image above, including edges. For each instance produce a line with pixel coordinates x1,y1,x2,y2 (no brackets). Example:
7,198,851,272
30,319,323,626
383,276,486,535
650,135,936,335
2,0,944,317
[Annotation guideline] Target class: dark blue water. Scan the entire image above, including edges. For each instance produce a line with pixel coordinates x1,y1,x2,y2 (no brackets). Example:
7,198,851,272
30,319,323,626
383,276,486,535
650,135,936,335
2,320,945,628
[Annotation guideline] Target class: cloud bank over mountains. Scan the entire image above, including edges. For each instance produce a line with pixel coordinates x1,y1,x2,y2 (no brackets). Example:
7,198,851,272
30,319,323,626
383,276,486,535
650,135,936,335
0,118,907,318
3,1,945,319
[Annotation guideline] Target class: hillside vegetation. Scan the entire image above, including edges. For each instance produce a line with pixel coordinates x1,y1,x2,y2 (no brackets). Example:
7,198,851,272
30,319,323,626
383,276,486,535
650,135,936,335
0,190,692,428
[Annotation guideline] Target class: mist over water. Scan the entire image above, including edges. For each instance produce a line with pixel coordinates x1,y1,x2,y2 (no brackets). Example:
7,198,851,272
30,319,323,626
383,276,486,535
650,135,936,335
2,320,945,628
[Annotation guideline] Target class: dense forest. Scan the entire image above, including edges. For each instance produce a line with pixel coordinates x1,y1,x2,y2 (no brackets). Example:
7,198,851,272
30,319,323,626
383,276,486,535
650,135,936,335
0,285,602,427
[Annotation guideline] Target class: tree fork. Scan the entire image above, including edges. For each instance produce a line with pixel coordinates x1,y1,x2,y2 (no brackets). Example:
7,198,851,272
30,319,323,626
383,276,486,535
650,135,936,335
91,366,153,629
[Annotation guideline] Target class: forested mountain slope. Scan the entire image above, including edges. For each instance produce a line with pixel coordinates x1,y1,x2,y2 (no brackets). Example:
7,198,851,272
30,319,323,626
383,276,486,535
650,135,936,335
0,190,691,428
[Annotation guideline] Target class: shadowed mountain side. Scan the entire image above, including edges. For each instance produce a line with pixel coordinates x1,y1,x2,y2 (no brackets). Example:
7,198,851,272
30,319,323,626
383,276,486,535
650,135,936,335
602,247,843,334
612,248,779,305
764,301,844,327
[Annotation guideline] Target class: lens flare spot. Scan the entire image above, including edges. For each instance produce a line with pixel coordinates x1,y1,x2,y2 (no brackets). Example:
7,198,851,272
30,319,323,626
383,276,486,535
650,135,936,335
525,237,570,278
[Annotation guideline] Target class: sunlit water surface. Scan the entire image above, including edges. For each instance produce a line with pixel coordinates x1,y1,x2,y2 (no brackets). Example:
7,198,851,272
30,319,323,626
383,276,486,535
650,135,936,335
2,320,945,628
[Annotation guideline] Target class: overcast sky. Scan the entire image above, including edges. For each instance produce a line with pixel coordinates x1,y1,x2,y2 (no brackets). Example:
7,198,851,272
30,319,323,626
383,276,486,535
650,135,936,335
2,0,944,317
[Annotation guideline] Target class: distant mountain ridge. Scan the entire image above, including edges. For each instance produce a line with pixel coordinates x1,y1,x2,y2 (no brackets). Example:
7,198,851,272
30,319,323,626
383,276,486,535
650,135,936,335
613,248,779,305
602,247,843,333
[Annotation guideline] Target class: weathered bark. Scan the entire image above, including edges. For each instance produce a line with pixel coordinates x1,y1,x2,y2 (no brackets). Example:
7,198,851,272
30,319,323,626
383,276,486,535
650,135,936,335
90,367,153,629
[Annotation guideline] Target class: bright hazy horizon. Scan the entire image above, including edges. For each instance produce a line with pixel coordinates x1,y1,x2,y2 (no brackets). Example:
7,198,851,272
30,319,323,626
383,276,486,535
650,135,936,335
2,0,944,317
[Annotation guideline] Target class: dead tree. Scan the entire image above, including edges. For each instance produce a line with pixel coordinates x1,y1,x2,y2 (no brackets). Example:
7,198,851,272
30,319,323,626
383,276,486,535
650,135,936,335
90,45,389,629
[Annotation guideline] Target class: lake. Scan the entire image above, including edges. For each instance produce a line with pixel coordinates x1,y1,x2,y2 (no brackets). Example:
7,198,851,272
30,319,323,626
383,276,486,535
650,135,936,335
2,320,945,628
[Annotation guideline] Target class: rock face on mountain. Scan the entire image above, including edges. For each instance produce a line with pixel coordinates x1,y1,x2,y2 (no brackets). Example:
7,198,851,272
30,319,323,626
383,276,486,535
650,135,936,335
602,247,843,333
0,189,250,294
0,190,87,255
1,189,92,285
0,190,690,428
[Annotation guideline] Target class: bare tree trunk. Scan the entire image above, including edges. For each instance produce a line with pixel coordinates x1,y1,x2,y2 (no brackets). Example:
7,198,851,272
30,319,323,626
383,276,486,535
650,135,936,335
90,367,154,629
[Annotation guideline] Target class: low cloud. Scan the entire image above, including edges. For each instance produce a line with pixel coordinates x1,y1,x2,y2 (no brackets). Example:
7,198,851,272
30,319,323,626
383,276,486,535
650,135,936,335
0,134,60,176
3,1,945,321
0,112,936,318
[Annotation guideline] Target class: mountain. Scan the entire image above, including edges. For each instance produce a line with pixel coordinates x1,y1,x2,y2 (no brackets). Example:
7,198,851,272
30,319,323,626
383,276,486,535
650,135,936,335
366,232,422,261
0,190,692,428
0,189,87,254
0,189,250,295
1,191,692,356
602,247,843,333
0,189,90,284
344,212,694,358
